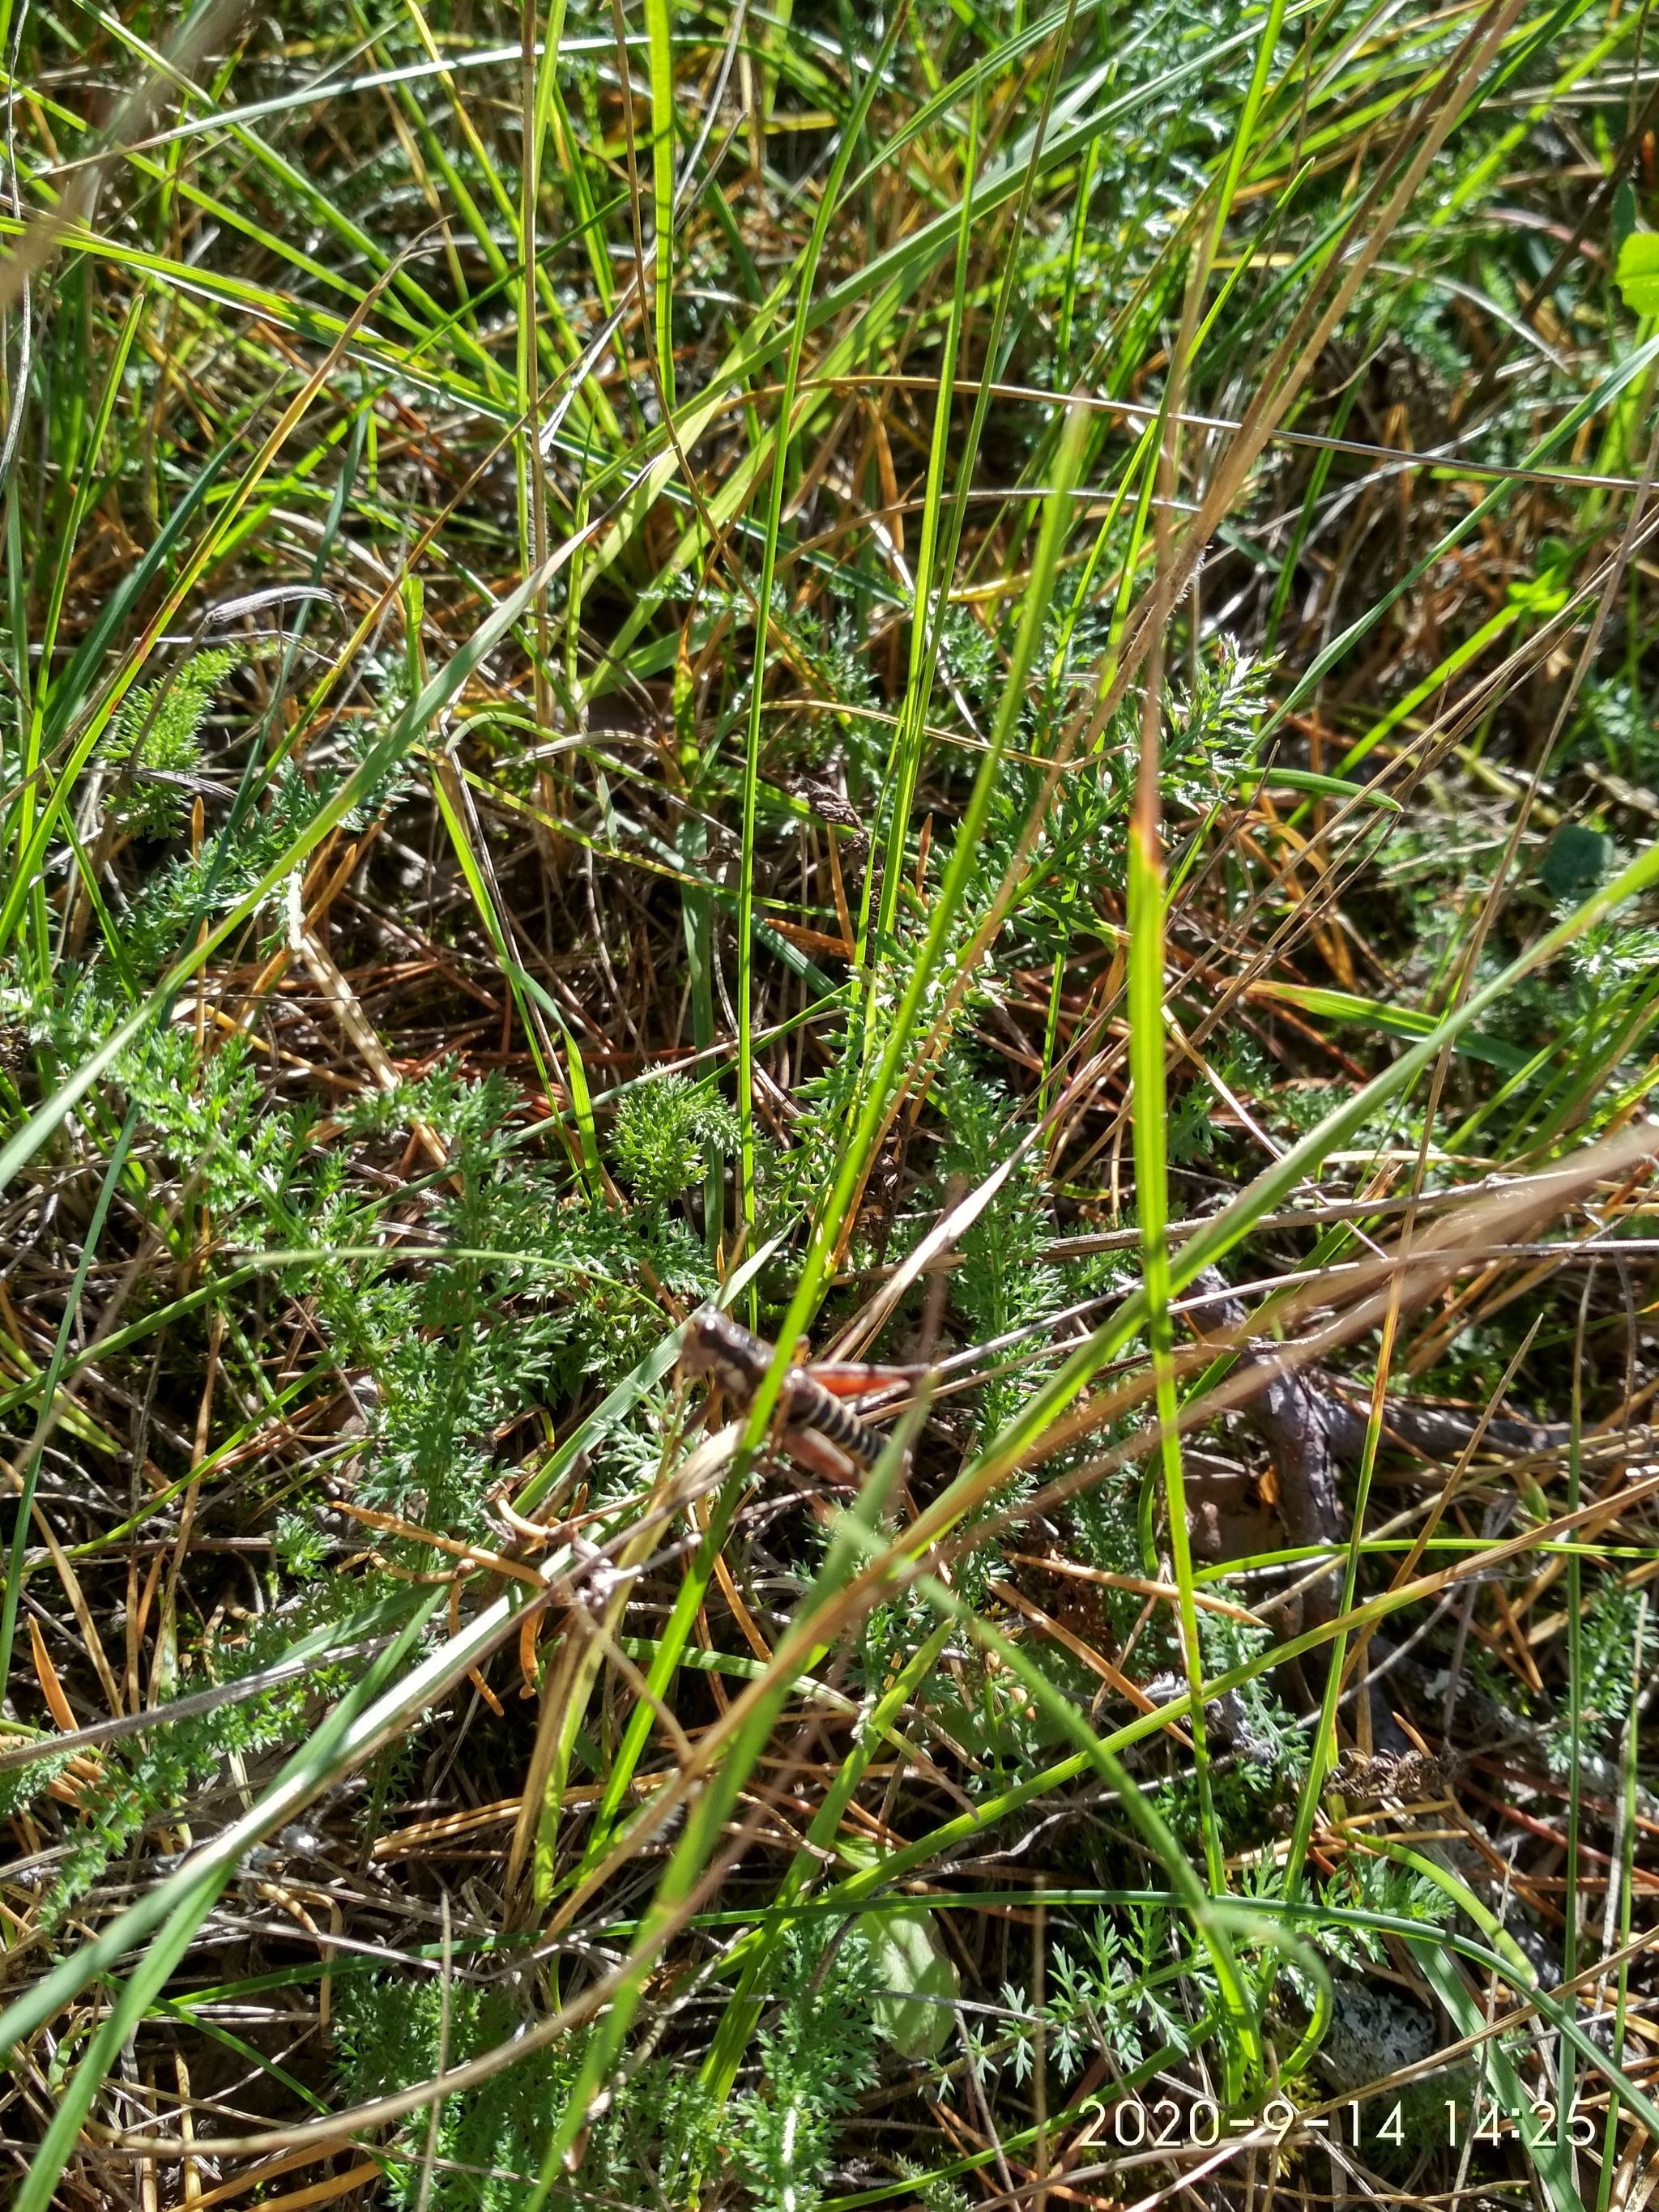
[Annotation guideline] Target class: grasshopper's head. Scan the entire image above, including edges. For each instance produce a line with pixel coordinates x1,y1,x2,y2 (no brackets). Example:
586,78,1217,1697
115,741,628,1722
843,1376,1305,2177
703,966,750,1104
680,1305,729,1378
679,1305,767,1401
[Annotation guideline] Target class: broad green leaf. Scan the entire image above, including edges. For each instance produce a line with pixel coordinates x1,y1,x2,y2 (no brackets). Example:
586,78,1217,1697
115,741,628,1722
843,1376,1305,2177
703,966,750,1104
859,1907,959,2059
1617,229,1659,317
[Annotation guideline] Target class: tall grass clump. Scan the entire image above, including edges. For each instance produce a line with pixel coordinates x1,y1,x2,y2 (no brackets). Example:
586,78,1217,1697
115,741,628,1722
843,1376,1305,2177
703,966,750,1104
2,2,1659,2208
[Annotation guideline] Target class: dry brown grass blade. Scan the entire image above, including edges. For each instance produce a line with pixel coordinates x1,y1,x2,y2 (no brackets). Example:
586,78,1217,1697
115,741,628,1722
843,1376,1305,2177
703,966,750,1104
954,1118,1659,1544
0,0,249,317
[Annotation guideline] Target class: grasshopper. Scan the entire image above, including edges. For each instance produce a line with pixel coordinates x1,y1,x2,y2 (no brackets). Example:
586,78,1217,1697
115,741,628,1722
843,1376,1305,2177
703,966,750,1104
679,1306,917,1485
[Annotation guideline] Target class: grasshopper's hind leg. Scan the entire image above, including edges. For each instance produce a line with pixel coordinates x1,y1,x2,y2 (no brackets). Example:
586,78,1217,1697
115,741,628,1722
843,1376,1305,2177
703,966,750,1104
778,1424,861,1490
807,1362,921,1399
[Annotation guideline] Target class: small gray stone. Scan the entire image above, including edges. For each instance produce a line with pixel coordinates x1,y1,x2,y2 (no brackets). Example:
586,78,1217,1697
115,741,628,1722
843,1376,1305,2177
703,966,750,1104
1315,1978,1438,2091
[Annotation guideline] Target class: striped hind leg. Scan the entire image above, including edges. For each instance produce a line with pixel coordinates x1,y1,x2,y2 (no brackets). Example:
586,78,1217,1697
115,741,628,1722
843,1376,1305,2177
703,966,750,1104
778,1423,862,1490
